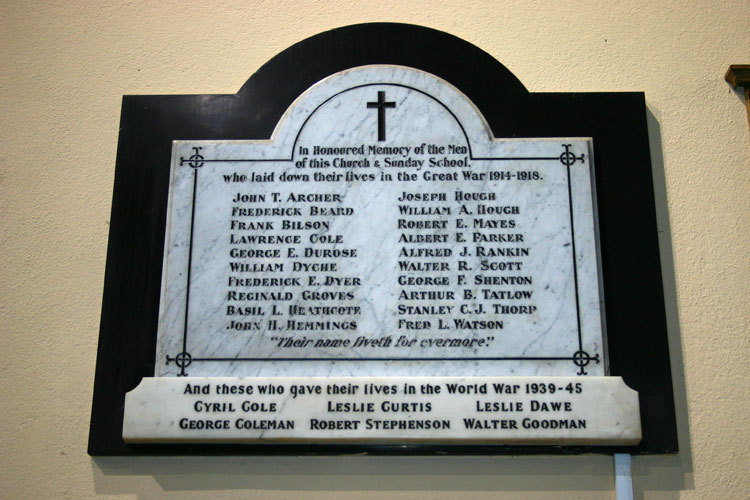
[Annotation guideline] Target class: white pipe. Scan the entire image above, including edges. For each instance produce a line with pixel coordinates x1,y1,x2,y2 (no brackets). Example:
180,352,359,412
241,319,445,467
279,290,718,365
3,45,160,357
614,453,634,500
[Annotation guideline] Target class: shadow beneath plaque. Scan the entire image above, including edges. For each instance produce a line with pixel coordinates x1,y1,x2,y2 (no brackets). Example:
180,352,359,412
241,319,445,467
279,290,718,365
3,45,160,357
92,455,615,498
626,109,694,500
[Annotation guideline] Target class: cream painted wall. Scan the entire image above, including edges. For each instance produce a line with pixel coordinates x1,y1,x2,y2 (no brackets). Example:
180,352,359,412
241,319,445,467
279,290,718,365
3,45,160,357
1,1,748,499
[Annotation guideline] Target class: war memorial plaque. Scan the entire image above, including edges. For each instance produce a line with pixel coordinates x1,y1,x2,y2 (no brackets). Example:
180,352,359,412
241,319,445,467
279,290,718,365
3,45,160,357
89,24,677,455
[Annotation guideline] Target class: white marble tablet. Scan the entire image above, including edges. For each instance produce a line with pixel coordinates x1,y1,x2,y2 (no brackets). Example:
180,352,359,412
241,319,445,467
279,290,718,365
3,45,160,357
154,65,606,378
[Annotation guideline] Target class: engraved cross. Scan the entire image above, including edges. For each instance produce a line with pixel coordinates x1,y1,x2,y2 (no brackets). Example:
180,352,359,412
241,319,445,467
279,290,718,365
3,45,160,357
366,91,396,141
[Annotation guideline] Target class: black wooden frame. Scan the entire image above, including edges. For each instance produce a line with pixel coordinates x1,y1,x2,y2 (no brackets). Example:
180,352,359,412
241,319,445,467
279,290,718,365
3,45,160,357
89,23,677,456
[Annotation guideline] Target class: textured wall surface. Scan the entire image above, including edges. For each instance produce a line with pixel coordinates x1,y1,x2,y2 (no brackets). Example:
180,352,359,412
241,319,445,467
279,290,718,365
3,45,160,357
1,1,748,499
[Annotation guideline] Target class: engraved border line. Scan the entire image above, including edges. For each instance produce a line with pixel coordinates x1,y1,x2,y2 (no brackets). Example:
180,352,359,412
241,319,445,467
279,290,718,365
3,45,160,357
170,85,594,376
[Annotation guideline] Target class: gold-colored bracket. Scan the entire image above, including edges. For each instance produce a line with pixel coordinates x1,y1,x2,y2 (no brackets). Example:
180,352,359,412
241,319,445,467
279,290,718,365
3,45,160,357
725,65,750,129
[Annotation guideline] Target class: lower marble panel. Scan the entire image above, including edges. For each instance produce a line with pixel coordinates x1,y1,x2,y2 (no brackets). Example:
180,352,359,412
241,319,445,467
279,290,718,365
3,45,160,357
123,376,640,445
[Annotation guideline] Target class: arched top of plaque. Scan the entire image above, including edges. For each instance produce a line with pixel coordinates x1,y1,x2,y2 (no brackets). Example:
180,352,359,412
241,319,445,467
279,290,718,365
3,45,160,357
235,23,530,139
264,65,497,159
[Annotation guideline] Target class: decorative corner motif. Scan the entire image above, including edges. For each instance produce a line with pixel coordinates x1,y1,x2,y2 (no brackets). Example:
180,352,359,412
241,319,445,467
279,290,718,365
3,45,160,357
166,351,193,376
559,144,585,167
572,350,600,375
180,147,204,168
